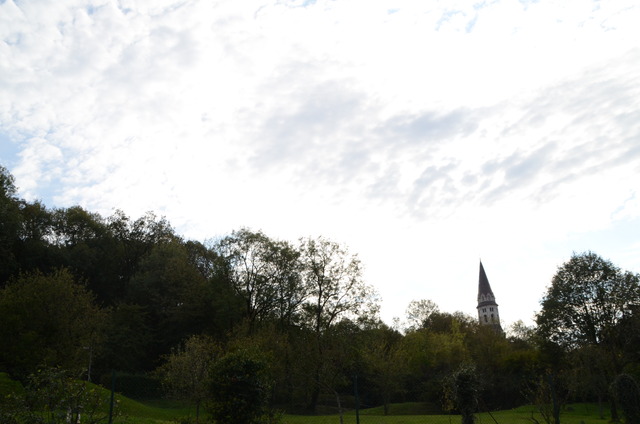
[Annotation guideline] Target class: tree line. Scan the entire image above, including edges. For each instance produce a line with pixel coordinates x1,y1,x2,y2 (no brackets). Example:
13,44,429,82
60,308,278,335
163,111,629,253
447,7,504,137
1,164,640,422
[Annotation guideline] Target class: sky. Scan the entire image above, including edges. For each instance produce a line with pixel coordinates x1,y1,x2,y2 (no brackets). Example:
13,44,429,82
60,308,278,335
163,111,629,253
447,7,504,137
1,0,640,329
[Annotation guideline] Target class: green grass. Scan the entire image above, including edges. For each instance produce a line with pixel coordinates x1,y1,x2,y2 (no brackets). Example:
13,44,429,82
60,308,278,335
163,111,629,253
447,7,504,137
357,402,443,415
491,403,612,424
115,394,198,422
283,403,613,424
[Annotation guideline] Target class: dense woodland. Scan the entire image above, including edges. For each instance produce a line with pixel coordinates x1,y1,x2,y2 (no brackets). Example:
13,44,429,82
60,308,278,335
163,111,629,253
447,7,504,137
1,164,640,419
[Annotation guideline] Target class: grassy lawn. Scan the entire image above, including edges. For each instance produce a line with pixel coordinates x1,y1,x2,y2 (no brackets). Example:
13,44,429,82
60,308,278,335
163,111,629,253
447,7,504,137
283,403,612,424
109,403,615,424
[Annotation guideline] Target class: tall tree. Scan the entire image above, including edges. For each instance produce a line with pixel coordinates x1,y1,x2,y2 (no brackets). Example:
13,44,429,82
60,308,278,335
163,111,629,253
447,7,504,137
15,200,58,273
51,206,107,247
298,236,379,411
359,324,405,414
126,240,212,364
537,251,640,350
536,251,640,419
299,236,378,333
51,206,121,304
404,299,440,332
106,210,177,302
215,229,303,330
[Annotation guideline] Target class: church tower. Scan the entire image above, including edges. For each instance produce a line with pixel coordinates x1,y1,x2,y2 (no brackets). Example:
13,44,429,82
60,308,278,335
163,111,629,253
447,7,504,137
477,261,503,332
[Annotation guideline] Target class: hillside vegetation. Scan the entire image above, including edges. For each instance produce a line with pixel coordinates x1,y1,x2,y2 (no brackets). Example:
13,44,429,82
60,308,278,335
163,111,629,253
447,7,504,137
2,164,640,423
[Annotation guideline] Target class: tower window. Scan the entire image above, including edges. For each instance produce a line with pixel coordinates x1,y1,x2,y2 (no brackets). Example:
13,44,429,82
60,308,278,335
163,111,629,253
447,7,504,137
490,307,493,311
484,316,488,322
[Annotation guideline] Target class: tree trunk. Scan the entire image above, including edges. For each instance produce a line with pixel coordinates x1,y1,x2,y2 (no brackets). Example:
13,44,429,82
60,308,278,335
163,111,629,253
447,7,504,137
610,397,620,422
308,322,324,413
547,373,560,424
597,394,604,419
308,364,321,413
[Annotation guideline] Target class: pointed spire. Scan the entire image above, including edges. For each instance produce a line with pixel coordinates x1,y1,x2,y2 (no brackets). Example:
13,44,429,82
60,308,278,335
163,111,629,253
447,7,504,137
478,261,493,298
477,261,497,306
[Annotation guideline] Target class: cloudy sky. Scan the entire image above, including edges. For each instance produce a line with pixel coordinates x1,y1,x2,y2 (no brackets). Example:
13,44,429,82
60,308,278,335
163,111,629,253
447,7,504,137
2,0,639,328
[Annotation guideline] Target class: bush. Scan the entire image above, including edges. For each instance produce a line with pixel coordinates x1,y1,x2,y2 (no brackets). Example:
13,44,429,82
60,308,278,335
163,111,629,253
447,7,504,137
207,350,279,424
2,367,116,424
445,364,480,424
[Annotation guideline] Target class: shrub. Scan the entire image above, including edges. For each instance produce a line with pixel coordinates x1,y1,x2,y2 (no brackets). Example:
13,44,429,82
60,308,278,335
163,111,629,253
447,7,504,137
207,349,279,424
446,364,480,424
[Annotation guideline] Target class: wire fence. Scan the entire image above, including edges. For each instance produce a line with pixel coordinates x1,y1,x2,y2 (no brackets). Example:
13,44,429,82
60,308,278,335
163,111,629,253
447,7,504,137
103,371,579,424
274,375,574,424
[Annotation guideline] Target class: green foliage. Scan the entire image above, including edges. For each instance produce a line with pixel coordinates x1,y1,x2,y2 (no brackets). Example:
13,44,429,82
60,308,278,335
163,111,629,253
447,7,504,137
611,374,640,424
1,367,116,424
537,251,640,348
358,324,405,414
298,236,379,411
215,228,303,330
536,251,640,421
404,299,439,332
98,303,153,373
445,364,480,424
127,241,212,361
15,200,59,274
0,268,105,378
299,236,379,332
104,209,178,304
399,313,473,405
207,349,279,424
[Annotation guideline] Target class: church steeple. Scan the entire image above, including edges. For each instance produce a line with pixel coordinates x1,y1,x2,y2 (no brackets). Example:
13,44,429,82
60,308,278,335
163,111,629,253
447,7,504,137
477,261,502,331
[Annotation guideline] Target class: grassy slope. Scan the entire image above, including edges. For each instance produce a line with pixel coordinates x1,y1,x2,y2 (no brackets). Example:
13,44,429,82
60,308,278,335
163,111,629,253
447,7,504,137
116,395,197,422
0,372,197,424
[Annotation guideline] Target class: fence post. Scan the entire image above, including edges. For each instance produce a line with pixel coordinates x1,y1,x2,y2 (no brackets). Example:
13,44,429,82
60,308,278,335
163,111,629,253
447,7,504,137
108,370,116,424
354,374,360,424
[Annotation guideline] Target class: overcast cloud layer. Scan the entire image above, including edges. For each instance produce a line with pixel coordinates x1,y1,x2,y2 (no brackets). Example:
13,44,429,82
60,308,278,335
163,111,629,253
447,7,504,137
2,0,640,327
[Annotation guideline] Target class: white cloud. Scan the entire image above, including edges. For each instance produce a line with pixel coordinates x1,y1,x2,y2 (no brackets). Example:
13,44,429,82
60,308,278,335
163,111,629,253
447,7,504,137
1,0,640,325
